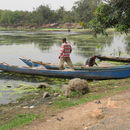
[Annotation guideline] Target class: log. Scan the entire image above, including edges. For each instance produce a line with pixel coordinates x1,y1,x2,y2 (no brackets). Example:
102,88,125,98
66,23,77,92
96,56,130,63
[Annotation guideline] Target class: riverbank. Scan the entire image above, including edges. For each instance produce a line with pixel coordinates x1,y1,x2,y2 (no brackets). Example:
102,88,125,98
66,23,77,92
0,24,116,33
1,74,130,130
0,23,81,31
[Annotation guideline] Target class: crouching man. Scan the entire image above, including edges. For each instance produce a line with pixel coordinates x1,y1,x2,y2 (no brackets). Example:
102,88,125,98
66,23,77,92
85,56,98,67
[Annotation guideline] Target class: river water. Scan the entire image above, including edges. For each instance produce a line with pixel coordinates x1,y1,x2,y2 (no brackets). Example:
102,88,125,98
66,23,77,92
0,30,129,104
0,31,129,65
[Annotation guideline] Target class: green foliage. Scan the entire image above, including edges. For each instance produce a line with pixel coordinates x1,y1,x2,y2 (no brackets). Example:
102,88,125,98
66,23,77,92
56,7,66,23
54,98,79,109
41,86,62,94
0,1,102,26
33,5,56,24
79,22,87,29
0,5,73,26
69,91,82,98
0,114,39,130
15,84,38,94
116,24,129,33
72,0,101,23
89,4,113,35
0,10,29,25
54,93,104,109
90,0,130,34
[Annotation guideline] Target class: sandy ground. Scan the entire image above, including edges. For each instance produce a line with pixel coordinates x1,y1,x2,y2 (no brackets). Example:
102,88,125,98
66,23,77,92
14,89,130,130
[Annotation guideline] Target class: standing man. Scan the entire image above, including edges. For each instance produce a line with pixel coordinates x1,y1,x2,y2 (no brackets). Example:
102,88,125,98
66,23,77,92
59,38,74,70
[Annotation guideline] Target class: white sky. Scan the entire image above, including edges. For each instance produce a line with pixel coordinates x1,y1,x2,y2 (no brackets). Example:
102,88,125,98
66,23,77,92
0,0,79,11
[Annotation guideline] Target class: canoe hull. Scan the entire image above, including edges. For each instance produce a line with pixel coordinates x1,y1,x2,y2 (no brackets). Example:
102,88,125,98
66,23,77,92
1,63,130,80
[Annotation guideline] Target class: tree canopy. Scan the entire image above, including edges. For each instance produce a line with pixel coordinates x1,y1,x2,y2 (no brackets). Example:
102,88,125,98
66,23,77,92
89,0,130,34
72,0,101,23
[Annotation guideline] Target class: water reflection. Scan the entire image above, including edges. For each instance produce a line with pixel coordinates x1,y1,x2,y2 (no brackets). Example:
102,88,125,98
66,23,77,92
0,31,86,65
99,33,128,57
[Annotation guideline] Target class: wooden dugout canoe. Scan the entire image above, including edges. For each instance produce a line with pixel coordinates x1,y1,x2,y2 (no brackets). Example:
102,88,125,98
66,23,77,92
1,62,130,79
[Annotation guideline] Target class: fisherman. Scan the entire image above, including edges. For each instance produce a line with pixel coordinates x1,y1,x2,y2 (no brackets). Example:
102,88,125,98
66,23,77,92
59,38,74,70
85,56,98,67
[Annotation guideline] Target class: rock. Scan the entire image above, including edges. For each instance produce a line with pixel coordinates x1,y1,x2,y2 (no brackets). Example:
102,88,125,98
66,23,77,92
37,83,49,89
48,102,53,105
114,86,119,88
53,93,59,97
63,78,89,96
43,92,50,99
34,93,39,95
6,85,12,88
58,94,61,97
23,106,29,109
95,100,101,104
29,105,35,109
56,117,64,121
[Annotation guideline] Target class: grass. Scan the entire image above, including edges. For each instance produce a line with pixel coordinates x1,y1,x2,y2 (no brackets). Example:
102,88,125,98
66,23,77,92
0,114,40,130
54,93,103,109
54,79,130,109
39,27,64,31
54,86,130,109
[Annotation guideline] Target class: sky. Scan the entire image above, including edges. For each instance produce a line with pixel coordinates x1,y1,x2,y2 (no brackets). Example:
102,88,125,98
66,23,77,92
0,0,78,11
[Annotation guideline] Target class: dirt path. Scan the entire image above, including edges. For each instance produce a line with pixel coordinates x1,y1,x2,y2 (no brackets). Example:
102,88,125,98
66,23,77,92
15,90,130,130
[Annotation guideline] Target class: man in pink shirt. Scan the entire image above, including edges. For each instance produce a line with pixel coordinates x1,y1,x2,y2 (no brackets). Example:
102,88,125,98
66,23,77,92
59,38,74,70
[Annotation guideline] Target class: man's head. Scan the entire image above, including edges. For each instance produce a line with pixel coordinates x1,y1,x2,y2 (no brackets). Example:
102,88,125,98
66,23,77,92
62,38,67,43
91,56,97,59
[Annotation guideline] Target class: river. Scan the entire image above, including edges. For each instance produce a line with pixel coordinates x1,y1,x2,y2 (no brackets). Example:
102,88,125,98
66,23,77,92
0,30,129,104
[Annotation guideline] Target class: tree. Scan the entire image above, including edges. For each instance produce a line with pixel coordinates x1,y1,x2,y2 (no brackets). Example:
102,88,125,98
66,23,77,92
0,10,13,25
0,10,29,25
33,5,55,24
72,0,101,23
90,0,130,34
56,7,66,23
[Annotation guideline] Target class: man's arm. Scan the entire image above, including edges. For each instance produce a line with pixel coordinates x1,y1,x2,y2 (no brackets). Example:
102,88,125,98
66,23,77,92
95,62,98,66
59,44,65,58
70,45,72,53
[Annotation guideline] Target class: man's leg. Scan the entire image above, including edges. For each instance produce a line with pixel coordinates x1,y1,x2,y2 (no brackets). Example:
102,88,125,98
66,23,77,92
59,57,65,70
66,57,74,69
